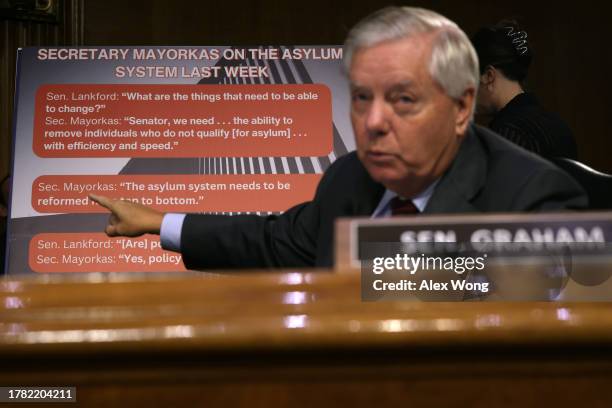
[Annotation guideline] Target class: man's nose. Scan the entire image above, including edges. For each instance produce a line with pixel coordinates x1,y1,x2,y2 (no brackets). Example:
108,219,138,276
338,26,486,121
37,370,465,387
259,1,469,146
365,99,390,137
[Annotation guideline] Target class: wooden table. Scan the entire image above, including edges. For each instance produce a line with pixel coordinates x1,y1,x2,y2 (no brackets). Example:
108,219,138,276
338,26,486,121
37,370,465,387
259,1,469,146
2,270,612,407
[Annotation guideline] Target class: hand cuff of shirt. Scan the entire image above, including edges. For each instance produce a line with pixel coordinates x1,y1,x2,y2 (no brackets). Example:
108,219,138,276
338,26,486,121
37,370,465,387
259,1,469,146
160,213,186,252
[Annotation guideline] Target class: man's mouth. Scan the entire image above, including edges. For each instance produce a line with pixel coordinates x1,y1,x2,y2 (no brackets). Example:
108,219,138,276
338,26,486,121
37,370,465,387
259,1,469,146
366,150,395,163
367,150,393,157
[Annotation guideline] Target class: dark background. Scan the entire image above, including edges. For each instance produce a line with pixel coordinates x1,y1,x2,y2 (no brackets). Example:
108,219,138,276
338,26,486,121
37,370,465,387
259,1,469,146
1,0,610,180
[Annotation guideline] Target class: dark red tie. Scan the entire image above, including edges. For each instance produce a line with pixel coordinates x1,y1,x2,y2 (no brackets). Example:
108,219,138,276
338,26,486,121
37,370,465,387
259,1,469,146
389,196,419,216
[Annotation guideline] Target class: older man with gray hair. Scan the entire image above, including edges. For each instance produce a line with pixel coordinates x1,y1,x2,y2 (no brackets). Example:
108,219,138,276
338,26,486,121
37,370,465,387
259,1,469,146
91,7,586,269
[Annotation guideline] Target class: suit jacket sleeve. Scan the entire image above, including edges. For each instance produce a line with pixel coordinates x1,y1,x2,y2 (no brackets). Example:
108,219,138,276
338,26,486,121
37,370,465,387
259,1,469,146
179,200,320,270
178,156,354,270
179,152,383,270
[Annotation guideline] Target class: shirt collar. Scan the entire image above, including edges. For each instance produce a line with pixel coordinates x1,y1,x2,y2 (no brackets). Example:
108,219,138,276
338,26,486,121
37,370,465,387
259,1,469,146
371,179,440,218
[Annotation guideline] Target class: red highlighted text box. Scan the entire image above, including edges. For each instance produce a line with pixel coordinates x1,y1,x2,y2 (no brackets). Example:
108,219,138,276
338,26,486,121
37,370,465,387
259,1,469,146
34,84,332,157
29,233,187,273
32,174,321,213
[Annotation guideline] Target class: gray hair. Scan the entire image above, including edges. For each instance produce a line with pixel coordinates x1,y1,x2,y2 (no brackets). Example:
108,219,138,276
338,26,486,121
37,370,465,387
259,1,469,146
344,7,479,104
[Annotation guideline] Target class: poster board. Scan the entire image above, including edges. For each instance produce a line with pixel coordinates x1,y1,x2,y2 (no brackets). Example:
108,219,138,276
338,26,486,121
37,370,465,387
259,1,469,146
7,46,352,274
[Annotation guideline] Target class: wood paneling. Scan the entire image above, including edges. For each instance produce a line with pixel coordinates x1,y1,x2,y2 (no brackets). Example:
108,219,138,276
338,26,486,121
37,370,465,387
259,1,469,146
0,0,84,178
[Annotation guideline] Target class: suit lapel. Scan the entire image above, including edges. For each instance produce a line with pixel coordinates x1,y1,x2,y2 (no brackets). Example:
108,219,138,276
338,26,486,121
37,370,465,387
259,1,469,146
423,126,487,214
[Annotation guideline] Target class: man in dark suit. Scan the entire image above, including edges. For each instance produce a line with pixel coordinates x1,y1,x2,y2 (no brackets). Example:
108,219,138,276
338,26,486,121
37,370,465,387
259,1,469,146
91,7,586,270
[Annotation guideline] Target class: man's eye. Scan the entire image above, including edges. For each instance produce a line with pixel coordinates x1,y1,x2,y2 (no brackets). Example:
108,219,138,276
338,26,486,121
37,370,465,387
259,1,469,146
397,95,414,104
352,92,370,102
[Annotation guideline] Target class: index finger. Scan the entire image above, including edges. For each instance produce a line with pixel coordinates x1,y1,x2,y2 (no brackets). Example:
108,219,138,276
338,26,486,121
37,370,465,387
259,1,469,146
89,194,115,211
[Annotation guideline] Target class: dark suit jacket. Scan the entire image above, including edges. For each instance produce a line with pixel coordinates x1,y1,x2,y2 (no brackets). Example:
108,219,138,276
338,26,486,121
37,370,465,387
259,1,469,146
180,125,587,269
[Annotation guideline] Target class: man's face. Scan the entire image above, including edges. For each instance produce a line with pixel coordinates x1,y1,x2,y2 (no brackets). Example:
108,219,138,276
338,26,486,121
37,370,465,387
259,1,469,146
349,34,471,196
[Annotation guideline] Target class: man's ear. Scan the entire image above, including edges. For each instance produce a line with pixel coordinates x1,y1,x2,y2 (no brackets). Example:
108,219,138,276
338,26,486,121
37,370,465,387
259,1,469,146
455,87,475,136
481,66,496,88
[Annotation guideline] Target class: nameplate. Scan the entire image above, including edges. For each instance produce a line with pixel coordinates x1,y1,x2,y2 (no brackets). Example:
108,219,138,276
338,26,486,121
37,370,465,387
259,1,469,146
336,212,612,301
336,212,612,270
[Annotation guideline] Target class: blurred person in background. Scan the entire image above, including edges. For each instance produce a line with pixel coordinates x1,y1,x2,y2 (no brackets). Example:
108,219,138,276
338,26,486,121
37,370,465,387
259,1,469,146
471,20,578,159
